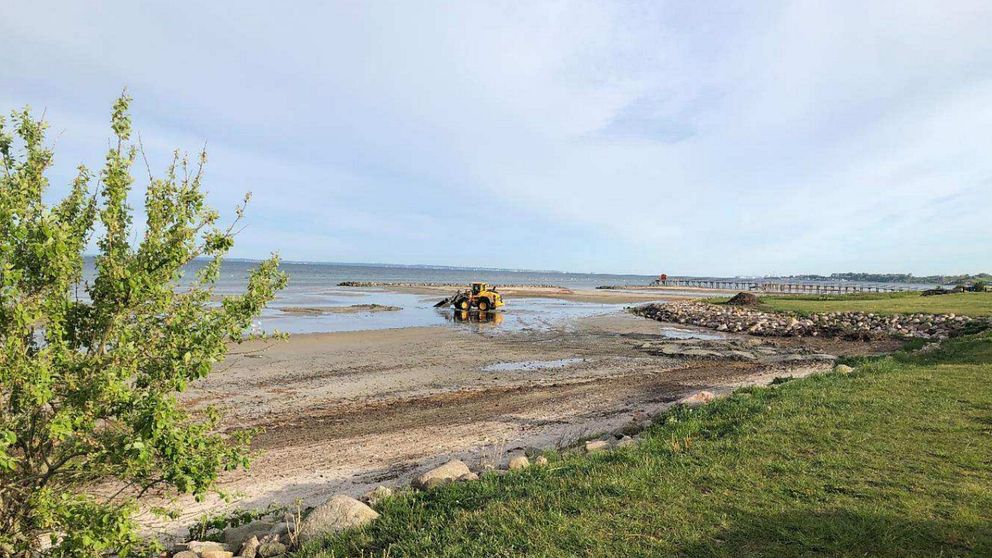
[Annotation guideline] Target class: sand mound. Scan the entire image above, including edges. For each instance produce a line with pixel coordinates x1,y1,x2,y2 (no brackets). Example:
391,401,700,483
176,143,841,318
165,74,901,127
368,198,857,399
725,292,760,306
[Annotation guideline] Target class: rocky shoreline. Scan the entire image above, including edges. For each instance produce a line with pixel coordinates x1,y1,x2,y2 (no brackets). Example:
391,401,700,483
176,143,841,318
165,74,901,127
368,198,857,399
167,387,725,558
633,301,979,340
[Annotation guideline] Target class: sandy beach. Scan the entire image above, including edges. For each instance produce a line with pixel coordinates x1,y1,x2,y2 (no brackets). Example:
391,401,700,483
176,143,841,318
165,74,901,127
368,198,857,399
152,288,893,538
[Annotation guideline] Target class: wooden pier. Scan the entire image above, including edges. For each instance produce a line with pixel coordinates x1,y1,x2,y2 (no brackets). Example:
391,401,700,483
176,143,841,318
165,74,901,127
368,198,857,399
657,278,918,294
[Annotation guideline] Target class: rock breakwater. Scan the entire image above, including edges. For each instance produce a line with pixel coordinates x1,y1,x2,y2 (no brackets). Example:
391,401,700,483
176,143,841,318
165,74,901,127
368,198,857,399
633,301,979,340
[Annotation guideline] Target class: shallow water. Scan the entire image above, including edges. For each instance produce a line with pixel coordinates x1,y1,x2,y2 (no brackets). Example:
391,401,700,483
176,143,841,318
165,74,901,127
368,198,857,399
78,258,650,335
256,288,625,334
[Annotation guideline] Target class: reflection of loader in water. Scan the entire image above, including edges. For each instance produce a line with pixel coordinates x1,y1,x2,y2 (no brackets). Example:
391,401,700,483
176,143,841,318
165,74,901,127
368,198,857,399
448,310,504,326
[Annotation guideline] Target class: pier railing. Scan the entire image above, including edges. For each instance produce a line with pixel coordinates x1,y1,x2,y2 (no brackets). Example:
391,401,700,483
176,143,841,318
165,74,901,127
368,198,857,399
654,279,920,294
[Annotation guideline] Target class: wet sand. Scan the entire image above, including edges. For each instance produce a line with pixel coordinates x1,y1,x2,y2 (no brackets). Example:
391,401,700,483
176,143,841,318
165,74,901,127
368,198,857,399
149,309,890,539
278,304,402,315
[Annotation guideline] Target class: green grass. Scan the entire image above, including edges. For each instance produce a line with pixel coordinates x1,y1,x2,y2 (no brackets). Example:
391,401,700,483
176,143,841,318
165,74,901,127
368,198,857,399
710,291,992,317
294,331,992,557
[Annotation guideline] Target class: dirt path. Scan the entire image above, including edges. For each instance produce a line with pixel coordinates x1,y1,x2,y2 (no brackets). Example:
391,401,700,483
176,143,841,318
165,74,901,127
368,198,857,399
149,312,883,539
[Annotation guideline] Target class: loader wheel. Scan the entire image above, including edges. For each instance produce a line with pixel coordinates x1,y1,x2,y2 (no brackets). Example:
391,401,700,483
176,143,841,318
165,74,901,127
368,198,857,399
478,299,490,312
457,298,470,310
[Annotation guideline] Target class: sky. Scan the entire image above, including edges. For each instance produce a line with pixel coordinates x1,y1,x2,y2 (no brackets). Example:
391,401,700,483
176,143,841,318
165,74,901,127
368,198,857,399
1,1,990,276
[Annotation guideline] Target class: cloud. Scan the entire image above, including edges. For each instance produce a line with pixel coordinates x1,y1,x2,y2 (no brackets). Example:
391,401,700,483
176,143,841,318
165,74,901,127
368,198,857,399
1,1,990,275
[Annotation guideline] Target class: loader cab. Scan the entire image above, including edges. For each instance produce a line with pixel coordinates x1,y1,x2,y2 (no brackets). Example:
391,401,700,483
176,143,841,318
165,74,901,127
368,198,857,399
471,282,487,295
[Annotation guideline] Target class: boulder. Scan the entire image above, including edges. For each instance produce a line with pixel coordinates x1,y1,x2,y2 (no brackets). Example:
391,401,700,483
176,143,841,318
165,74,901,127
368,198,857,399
297,495,379,543
508,455,530,470
223,520,275,549
365,485,393,508
201,551,233,558
585,440,609,454
458,472,480,481
172,552,197,558
184,541,230,554
412,459,471,490
259,533,283,545
268,518,296,538
238,536,260,558
834,364,855,374
257,541,287,557
678,391,715,407
534,455,549,466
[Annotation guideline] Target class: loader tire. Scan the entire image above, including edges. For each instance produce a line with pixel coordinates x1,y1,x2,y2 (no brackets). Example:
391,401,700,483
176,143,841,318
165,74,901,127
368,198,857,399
478,299,490,312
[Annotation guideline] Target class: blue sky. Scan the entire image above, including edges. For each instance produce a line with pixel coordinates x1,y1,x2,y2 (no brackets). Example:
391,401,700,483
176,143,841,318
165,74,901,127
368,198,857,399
2,1,990,276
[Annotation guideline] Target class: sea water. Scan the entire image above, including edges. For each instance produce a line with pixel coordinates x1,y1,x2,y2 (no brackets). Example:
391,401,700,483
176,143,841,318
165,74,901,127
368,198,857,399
81,258,652,334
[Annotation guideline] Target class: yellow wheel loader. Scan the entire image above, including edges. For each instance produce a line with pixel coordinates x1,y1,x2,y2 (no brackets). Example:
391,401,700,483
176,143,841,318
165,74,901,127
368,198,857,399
435,282,505,311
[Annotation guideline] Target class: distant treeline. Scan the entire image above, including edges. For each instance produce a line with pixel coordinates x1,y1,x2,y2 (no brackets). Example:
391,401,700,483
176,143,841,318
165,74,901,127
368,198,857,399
788,273,991,285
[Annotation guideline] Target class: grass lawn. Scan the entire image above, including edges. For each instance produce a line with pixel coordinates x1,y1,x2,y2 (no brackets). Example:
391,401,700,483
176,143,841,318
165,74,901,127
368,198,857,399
712,291,992,317
294,331,992,557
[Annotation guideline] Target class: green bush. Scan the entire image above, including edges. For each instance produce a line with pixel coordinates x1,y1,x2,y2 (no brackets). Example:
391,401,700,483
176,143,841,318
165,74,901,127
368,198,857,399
0,94,286,556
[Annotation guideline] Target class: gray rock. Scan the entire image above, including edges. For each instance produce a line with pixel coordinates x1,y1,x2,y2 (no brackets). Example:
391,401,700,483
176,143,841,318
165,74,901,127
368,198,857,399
258,541,287,557
238,536,260,558
412,459,471,490
184,541,230,554
172,552,197,558
267,519,296,539
458,472,480,481
297,495,379,543
223,520,275,550
365,485,393,508
259,533,283,545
